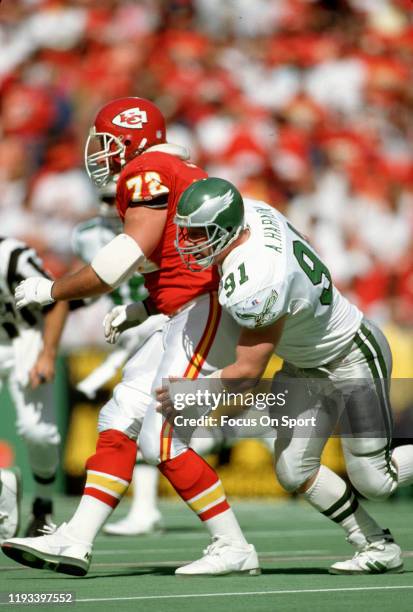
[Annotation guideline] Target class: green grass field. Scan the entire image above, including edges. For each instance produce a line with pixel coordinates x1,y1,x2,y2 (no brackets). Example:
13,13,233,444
0,496,412,611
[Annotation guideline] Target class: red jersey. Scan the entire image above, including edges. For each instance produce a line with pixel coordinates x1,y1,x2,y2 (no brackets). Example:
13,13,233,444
116,149,219,314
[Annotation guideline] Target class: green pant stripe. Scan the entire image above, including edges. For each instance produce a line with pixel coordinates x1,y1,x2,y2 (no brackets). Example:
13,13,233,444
360,323,388,379
354,330,393,449
354,332,380,378
331,497,359,524
322,485,352,518
362,328,394,448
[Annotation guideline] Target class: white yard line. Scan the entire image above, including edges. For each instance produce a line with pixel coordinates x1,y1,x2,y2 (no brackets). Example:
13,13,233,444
70,585,413,604
5,583,404,604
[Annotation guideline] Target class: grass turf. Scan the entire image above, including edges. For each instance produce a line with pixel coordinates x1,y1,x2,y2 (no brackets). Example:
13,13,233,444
0,496,412,612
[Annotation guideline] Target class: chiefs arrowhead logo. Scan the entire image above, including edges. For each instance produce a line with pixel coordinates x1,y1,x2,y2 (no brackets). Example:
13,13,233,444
112,108,148,129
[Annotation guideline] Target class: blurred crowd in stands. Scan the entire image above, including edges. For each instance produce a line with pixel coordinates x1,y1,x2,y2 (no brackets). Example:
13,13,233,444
1,0,413,341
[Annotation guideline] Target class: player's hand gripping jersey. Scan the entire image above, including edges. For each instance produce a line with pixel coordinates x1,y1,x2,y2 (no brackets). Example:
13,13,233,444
116,147,219,314
219,200,363,368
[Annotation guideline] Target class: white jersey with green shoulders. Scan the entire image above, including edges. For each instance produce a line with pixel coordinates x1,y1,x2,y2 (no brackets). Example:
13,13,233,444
71,217,148,305
218,199,362,368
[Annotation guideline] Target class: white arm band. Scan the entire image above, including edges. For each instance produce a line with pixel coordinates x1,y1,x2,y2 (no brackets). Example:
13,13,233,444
91,233,146,287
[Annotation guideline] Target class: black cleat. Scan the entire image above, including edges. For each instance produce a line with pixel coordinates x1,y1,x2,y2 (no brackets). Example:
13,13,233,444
25,498,55,537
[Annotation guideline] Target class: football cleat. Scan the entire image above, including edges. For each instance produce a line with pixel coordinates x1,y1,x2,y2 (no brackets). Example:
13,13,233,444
25,497,56,537
1,523,92,576
175,535,260,576
103,509,164,536
330,540,403,575
0,468,22,543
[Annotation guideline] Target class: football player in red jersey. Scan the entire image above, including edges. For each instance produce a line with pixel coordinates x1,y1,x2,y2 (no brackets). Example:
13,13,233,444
3,98,259,577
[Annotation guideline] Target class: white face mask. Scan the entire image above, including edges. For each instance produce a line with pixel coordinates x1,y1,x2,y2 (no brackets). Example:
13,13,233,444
85,128,126,187
175,223,242,272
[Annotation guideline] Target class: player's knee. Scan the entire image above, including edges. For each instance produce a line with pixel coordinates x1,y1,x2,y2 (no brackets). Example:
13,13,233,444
139,434,161,466
275,455,319,493
190,435,216,456
98,398,140,440
349,471,394,501
346,453,396,501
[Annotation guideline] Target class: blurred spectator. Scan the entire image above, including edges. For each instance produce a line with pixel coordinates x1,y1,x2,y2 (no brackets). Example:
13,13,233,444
27,138,96,258
0,136,30,237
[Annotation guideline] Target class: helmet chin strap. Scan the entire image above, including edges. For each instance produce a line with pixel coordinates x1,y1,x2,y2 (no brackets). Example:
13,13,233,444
119,144,126,167
136,137,148,154
222,223,246,252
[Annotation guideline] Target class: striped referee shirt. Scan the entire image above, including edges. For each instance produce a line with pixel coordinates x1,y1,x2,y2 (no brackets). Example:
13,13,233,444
0,237,52,342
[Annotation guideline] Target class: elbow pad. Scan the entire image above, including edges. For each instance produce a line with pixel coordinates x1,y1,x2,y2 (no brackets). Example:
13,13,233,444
91,233,146,287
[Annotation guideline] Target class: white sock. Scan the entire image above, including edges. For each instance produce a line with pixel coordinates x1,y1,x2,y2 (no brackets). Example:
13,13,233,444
66,495,113,543
343,504,388,546
392,445,413,486
204,508,248,546
303,465,384,547
127,464,160,516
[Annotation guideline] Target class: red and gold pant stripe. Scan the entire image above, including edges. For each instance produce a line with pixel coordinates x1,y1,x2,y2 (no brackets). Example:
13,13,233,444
160,293,222,461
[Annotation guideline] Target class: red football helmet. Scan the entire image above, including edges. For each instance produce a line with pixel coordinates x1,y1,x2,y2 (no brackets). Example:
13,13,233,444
85,97,166,186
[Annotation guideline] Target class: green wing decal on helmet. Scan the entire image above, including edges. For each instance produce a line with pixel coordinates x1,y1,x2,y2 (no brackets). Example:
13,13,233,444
184,188,235,225
175,177,245,271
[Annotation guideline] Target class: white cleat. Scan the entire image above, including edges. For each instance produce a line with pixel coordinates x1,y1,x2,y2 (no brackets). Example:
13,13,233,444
0,468,22,543
175,535,261,576
330,540,403,575
1,523,92,576
103,510,164,536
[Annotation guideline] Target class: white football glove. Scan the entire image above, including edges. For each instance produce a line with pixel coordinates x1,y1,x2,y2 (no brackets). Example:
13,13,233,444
103,302,148,344
15,277,55,309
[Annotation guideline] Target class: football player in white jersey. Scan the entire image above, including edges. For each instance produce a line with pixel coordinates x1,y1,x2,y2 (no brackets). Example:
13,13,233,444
0,237,67,536
166,177,413,575
72,179,167,536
